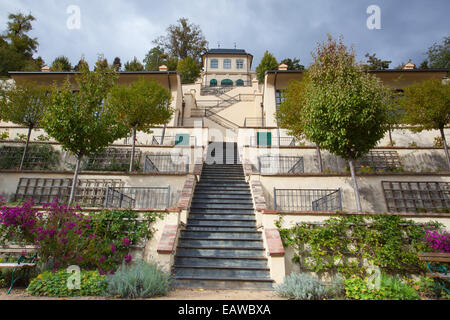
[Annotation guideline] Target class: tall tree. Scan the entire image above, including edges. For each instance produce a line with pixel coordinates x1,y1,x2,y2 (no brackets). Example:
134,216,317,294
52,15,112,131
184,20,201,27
426,36,450,70
124,57,144,71
362,53,391,70
51,56,72,71
280,58,305,71
144,46,168,71
279,36,390,212
113,57,122,72
42,61,129,205
74,56,89,71
0,80,49,170
0,13,42,76
153,18,208,63
107,78,173,172
177,57,201,84
398,79,450,169
94,54,109,71
256,51,278,83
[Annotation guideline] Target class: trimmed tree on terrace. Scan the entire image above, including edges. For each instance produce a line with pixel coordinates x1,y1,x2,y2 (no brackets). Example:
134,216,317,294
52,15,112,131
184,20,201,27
279,36,390,212
106,78,173,172
398,79,450,169
0,80,49,170
256,51,278,84
276,79,323,172
177,57,201,84
42,62,129,205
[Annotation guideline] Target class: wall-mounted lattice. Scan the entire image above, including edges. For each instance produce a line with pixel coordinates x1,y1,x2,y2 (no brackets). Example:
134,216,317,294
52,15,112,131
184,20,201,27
356,150,401,171
382,181,450,213
0,144,59,170
82,148,141,172
14,178,124,207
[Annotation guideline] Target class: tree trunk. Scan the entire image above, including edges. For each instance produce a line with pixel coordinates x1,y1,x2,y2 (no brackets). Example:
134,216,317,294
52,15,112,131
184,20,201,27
129,127,137,172
348,157,362,212
316,144,323,173
69,154,82,206
388,126,393,146
440,127,450,170
19,126,33,171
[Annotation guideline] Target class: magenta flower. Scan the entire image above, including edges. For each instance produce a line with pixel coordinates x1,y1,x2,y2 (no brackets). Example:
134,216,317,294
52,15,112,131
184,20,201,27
124,254,132,264
122,237,130,247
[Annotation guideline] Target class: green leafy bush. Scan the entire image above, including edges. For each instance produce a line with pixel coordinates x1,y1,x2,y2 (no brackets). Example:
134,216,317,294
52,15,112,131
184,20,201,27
277,214,442,277
275,273,343,300
27,269,107,297
344,275,420,300
106,261,172,299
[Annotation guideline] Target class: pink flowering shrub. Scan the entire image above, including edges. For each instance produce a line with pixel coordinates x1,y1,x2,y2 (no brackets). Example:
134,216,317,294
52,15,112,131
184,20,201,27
423,230,450,253
0,197,158,274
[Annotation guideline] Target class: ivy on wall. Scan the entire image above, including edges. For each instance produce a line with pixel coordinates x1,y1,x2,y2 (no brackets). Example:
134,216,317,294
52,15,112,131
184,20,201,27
276,214,443,278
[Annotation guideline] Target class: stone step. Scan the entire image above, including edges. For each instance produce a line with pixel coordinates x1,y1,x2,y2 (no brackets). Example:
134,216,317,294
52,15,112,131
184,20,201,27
189,214,255,221
193,190,251,196
173,266,271,279
190,203,254,210
177,240,264,249
195,186,250,192
192,194,253,200
174,256,268,268
173,277,274,290
176,247,266,258
180,230,262,240
185,226,258,232
189,208,255,214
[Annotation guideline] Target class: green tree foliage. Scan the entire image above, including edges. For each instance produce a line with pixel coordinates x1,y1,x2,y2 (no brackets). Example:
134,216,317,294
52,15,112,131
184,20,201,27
51,56,72,71
41,61,129,204
362,53,391,70
0,80,49,170
144,46,168,71
278,36,390,211
398,79,450,169
124,57,144,71
153,17,208,63
177,57,201,84
106,78,173,171
113,57,122,72
74,56,90,71
426,36,450,70
256,51,278,83
94,54,109,71
0,13,44,76
280,57,305,70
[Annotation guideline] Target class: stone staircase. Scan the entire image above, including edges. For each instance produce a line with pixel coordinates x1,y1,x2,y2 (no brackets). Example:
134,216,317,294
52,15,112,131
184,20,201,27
172,143,274,290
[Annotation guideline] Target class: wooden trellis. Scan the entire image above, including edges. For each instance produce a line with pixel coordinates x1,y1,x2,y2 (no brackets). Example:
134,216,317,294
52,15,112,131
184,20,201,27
357,150,401,171
82,148,141,171
382,181,450,213
0,145,58,170
14,178,124,207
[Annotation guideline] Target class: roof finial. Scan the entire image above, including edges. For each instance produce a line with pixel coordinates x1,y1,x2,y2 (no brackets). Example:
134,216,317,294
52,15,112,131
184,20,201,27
234,42,237,49
217,42,220,48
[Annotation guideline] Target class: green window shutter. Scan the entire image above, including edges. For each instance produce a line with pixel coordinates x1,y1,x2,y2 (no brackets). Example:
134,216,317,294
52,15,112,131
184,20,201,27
257,132,272,146
210,79,217,87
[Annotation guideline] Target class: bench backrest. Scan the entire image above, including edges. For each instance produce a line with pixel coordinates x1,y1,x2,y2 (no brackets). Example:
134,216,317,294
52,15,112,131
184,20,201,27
0,245,37,254
418,252,450,263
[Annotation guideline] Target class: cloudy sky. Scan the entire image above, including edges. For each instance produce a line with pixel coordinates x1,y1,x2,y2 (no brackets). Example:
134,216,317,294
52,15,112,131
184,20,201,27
0,0,449,69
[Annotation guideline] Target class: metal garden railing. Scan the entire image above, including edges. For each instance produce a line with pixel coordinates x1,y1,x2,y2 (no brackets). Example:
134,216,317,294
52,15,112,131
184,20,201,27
249,136,302,147
144,154,189,174
244,118,265,127
259,156,304,174
273,188,342,212
104,186,171,209
150,135,197,146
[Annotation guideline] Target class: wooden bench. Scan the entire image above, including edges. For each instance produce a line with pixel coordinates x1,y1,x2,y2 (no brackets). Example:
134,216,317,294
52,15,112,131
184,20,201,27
418,252,450,298
0,245,38,294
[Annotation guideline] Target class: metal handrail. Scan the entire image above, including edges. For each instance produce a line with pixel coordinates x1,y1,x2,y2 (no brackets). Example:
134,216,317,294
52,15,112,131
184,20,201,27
273,188,342,212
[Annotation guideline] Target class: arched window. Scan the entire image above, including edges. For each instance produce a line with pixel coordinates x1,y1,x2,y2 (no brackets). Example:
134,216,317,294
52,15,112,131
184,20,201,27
221,79,233,86
236,79,244,86
210,79,218,87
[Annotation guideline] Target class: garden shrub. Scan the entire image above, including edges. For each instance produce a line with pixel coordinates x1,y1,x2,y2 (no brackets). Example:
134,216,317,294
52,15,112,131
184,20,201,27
26,269,107,297
424,230,450,253
275,273,342,300
276,214,442,278
344,274,420,300
106,260,172,299
0,197,162,274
